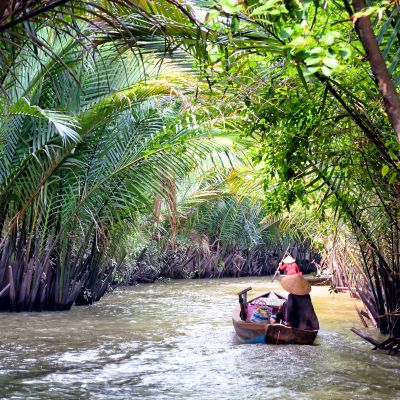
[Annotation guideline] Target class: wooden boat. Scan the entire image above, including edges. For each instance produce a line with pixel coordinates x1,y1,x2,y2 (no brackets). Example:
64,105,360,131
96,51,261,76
305,275,332,286
232,288,318,345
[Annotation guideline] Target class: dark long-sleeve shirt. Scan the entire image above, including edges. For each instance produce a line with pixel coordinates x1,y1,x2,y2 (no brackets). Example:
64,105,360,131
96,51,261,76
276,293,319,330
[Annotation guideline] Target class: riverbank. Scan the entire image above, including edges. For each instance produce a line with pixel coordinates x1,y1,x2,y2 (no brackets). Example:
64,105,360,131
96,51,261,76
1,277,398,399
116,248,318,285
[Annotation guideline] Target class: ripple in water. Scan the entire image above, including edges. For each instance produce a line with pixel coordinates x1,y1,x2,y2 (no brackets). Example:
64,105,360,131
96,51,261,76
0,277,399,399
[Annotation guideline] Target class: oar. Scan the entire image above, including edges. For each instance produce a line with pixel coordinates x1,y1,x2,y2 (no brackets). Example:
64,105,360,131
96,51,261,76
271,244,291,283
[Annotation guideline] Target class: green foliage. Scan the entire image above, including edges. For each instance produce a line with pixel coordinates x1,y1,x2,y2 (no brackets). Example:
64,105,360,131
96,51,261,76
173,0,400,336
0,20,238,310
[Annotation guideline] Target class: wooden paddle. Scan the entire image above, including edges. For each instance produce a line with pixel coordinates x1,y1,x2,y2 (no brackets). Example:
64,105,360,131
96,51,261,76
271,244,291,283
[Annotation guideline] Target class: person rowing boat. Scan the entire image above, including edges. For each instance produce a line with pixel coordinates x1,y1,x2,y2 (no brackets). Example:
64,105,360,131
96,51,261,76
278,255,301,275
271,250,300,282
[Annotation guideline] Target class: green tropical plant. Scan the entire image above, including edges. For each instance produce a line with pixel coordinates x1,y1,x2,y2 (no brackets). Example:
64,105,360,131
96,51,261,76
0,24,232,310
131,0,400,344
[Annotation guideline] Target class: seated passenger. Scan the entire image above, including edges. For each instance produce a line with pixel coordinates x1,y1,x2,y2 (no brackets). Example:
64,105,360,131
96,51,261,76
275,275,319,331
279,255,301,275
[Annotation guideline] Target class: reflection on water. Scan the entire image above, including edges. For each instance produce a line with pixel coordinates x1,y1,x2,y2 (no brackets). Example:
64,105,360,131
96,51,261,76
0,277,399,399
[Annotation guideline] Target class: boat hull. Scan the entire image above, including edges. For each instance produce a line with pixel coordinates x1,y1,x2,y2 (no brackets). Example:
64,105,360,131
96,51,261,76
305,276,332,286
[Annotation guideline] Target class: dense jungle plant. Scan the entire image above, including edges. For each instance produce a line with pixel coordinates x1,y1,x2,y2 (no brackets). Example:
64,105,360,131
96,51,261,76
100,0,400,344
183,0,400,343
0,24,233,310
118,162,320,286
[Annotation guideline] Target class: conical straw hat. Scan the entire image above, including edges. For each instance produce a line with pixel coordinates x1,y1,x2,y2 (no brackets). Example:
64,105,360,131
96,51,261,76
282,255,295,263
279,275,311,295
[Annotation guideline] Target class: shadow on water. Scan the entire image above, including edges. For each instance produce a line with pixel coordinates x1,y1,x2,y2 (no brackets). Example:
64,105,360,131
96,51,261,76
0,277,399,399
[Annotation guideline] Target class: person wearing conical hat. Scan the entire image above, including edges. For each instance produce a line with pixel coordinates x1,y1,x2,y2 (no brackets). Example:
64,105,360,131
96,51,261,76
278,255,301,275
274,275,319,331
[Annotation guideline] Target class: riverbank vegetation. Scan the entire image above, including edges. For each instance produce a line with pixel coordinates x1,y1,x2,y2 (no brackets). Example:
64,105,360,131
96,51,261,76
0,0,399,351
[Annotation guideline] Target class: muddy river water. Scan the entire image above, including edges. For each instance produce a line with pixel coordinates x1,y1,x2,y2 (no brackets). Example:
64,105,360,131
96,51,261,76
0,277,399,399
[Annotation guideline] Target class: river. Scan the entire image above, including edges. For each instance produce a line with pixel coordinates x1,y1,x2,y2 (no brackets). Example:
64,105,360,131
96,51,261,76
0,277,399,399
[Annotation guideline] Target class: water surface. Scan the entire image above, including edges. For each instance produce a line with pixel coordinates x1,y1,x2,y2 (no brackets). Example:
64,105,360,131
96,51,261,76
0,277,399,399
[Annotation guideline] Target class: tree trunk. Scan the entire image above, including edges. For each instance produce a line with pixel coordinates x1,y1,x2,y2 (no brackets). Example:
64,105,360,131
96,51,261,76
351,0,400,140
